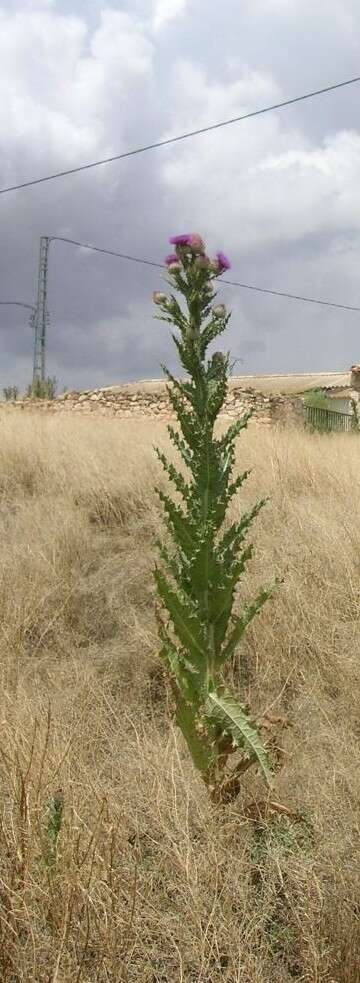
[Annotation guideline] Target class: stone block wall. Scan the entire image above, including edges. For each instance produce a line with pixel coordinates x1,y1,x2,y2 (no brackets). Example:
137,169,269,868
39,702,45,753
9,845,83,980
0,378,304,426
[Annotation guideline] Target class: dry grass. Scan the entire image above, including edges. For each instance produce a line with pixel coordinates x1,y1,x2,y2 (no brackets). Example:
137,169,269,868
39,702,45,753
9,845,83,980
0,412,359,982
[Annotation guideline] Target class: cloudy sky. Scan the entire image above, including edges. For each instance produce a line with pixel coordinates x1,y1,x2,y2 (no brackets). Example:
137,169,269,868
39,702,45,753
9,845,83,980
1,0,360,392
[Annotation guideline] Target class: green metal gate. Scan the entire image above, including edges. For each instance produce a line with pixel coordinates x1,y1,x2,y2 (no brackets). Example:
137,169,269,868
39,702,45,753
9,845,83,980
305,404,353,433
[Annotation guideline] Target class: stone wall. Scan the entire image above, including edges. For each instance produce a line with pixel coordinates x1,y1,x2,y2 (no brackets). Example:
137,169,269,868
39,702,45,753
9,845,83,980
0,378,304,426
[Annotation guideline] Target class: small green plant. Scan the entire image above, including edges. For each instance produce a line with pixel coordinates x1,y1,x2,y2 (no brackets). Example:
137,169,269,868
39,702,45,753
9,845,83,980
26,376,57,400
303,389,333,433
351,397,360,431
153,233,277,802
3,385,19,401
303,389,330,410
44,788,64,867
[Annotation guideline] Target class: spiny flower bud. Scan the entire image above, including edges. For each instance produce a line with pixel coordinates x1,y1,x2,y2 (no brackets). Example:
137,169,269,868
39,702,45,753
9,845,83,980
195,255,210,269
212,304,227,318
153,291,168,306
167,260,181,273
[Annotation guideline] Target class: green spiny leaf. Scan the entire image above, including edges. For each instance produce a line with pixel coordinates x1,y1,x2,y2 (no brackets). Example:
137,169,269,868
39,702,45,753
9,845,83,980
154,568,208,679
217,500,267,570
167,425,193,469
154,447,192,502
205,690,273,785
160,365,195,405
157,626,200,703
167,296,187,331
167,389,199,445
156,538,189,588
199,315,229,357
220,585,274,664
217,414,251,454
156,489,196,558
209,544,254,653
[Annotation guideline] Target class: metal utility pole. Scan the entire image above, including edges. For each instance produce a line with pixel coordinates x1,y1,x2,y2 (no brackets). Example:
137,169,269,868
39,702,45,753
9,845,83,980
33,236,51,383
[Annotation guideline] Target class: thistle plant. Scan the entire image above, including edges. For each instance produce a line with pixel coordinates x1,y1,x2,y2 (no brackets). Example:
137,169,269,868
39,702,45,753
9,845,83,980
153,233,276,802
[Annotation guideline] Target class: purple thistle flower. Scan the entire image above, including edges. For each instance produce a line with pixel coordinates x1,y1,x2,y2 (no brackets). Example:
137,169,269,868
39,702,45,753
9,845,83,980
169,234,192,246
216,251,231,271
188,234,205,253
165,253,179,266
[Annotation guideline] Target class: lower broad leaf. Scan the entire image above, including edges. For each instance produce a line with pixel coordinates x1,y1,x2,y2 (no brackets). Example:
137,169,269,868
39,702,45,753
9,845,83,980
205,690,273,786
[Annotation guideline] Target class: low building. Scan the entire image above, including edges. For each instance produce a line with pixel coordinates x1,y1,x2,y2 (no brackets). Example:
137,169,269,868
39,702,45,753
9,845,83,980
303,366,360,415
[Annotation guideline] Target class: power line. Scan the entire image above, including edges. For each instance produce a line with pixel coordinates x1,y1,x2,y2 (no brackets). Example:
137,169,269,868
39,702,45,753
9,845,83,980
223,279,360,312
51,236,164,269
1,75,360,196
0,300,36,312
50,235,360,312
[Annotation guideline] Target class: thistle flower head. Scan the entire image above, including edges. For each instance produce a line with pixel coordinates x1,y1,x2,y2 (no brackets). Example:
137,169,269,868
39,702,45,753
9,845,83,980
169,234,192,246
188,233,205,253
165,248,181,274
169,233,205,256
215,251,231,272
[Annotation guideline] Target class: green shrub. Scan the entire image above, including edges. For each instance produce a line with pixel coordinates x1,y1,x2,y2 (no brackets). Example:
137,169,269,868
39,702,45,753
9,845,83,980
26,376,57,400
303,389,331,410
3,385,19,401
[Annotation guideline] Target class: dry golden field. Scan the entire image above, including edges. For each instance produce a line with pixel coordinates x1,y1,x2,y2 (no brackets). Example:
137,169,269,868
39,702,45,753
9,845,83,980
0,412,359,983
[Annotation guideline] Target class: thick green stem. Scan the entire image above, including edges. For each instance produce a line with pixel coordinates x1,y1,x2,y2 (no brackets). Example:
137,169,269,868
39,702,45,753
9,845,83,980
195,346,215,687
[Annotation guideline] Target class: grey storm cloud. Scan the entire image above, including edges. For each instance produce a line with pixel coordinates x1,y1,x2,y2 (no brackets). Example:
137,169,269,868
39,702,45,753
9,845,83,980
1,0,360,392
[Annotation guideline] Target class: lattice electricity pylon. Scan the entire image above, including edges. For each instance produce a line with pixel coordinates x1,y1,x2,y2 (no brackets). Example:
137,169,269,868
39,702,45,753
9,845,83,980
33,236,51,383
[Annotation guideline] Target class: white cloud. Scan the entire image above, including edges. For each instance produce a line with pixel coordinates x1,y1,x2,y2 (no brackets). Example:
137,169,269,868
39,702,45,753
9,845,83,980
254,132,360,238
16,0,56,6
158,60,360,250
90,11,153,78
0,8,154,175
152,0,187,31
